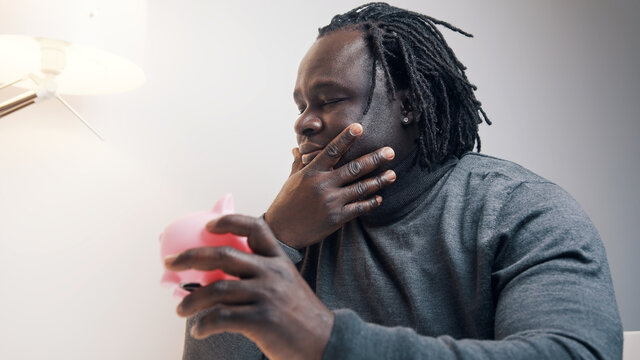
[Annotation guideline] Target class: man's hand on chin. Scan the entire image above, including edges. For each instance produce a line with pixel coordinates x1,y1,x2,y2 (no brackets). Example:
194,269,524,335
265,123,397,249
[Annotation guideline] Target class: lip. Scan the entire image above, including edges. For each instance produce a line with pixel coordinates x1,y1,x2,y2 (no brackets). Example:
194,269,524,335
299,142,324,155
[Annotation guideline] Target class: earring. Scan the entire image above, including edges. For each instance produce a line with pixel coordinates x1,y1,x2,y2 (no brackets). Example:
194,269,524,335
401,110,410,125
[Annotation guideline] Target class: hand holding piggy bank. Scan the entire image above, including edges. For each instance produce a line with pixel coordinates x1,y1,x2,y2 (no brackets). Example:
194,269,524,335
159,194,252,299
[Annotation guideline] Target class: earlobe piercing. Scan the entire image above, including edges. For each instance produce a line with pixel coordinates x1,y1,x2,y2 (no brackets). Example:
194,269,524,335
401,110,411,125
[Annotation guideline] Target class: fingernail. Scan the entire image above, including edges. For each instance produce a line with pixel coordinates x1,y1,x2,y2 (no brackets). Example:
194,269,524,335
349,123,363,136
375,195,382,205
164,254,178,265
382,147,395,159
385,170,396,182
190,324,199,337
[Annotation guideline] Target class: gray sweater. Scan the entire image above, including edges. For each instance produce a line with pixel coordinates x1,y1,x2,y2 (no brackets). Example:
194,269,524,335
183,152,622,359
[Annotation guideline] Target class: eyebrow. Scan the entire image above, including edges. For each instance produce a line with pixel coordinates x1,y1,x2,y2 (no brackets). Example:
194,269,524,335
293,80,350,102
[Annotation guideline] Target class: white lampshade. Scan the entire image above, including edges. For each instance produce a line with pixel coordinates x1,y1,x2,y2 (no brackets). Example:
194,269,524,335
0,0,147,95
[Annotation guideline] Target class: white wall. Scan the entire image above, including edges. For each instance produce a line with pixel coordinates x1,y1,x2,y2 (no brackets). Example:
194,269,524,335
1,1,638,358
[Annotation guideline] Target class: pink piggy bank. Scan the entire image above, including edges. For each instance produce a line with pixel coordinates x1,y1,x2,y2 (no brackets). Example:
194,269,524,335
160,193,252,299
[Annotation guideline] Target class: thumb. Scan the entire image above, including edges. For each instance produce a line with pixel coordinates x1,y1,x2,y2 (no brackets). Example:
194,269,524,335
290,147,303,175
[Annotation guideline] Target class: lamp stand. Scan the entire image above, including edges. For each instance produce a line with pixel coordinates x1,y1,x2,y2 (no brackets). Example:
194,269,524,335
0,75,104,140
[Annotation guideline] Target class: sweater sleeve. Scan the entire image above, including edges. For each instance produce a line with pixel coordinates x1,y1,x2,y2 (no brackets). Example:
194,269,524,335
322,182,623,360
276,239,304,264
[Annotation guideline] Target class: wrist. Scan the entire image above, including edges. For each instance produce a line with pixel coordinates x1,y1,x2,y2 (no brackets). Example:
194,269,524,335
264,210,299,249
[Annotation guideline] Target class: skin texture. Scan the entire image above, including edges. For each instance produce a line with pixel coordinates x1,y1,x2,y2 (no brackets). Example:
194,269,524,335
166,29,420,360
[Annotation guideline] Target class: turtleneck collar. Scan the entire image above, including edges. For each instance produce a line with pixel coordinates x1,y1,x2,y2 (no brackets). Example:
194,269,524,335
361,148,458,225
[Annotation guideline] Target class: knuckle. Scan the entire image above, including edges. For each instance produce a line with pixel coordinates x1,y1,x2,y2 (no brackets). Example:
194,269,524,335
355,182,368,197
325,143,341,158
370,151,383,165
265,306,281,326
212,305,232,321
356,202,367,215
216,246,235,261
255,304,276,325
210,280,230,293
302,168,318,179
253,286,269,302
273,265,295,284
264,259,291,282
327,211,341,227
261,281,281,300
375,176,384,189
311,181,328,195
347,161,362,177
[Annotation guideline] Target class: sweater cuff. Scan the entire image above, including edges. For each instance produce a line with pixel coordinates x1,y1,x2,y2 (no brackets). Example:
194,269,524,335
322,309,365,359
277,239,304,264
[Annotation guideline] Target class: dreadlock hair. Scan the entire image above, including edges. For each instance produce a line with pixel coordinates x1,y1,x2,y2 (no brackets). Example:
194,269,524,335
318,2,491,170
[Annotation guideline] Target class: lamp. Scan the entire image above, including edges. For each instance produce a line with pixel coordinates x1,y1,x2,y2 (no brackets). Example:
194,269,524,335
0,0,147,139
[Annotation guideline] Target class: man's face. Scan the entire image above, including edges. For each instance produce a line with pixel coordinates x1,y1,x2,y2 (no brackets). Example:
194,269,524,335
293,29,418,169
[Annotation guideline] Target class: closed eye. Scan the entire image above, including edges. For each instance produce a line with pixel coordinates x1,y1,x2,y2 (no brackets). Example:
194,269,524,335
296,98,346,115
322,98,347,107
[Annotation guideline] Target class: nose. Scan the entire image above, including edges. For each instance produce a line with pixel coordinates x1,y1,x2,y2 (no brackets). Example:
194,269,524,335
294,111,323,136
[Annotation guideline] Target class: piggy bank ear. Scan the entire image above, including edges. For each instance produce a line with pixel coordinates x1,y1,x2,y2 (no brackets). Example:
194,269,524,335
212,193,234,215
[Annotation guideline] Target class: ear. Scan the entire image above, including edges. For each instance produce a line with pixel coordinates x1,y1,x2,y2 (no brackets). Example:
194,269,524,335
399,89,411,111
399,90,419,124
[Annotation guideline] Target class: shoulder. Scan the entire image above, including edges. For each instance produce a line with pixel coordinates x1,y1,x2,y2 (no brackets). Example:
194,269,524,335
444,152,566,206
451,154,604,260
443,152,593,232
453,152,550,185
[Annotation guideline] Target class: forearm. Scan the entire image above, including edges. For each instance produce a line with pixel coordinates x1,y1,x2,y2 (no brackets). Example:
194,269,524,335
324,310,607,360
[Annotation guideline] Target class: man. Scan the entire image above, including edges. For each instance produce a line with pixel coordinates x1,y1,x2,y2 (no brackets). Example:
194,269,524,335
165,3,623,359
